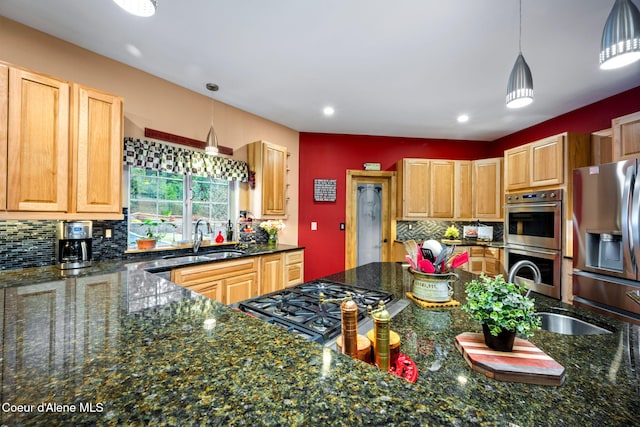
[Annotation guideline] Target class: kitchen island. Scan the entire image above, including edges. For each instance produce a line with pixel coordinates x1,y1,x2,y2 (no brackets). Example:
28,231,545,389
0,260,637,426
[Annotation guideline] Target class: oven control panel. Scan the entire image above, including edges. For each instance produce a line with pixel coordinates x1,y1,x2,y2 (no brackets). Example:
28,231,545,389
505,188,562,204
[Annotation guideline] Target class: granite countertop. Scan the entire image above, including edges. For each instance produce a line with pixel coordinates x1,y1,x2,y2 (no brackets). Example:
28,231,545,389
0,260,637,426
395,239,505,248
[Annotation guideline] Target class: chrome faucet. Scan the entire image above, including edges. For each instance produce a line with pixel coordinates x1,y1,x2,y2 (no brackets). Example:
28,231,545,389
507,260,542,298
193,218,211,254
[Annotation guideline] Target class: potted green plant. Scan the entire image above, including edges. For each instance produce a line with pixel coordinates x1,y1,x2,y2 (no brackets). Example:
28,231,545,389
135,212,177,250
442,224,461,243
461,274,541,351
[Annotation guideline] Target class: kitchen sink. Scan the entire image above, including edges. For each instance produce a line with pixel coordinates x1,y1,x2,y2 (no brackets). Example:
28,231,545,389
535,312,612,335
162,255,213,262
201,250,246,259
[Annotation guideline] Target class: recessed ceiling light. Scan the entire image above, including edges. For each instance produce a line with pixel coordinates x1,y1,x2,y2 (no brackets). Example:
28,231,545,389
323,106,335,116
457,114,469,123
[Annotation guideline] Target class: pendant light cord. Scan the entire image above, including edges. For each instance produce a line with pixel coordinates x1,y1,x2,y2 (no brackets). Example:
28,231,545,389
518,0,522,54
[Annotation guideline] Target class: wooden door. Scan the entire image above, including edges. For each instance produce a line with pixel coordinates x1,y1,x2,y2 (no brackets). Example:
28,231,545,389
224,272,258,305
397,159,429,218
612,111,640,161
473,158,503,220
454,160,473,219
262,141,287,216
0,64,7,210
7,68,70,211
430,160,454,218
530,135,564,187
260,253,284,294
345,170,395,270
73,85,123,213
504,145,529,190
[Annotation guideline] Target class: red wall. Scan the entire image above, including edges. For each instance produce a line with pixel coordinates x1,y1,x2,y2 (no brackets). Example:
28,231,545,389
298,134,491,281
489,85,640,156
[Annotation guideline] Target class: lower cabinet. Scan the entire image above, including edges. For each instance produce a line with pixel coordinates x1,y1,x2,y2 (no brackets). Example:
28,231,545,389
285,250,304,287
454,245,503,276
260,253,284,294
171,257,259,305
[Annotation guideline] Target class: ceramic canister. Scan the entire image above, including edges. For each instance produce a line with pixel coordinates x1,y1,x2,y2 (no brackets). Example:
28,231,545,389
410,269,456,302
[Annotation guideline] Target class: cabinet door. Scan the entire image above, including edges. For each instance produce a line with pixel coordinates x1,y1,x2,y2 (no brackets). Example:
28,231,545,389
612,111,640,161
262,142,287,216
0,64,7,210
224,272,258,305
260,252,284,294
430,160,454,218
473,158,503,220
504,145,529,190
74,85,123,213
397,159,430,218
530,135,563,187
454,161,473,219
7,68,70,211
285,250,304,287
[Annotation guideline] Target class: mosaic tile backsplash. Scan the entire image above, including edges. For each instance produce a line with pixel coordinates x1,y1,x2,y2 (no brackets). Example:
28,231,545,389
396,220,504,242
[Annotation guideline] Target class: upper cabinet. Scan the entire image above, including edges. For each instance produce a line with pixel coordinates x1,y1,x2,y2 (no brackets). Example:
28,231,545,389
504,133,590,192
72,85,123,214
473,157,503,220
6,66,70,212
1,62,124,219
397,158,501,221
248,140,287,218
612,111,640,161
396,158,430,218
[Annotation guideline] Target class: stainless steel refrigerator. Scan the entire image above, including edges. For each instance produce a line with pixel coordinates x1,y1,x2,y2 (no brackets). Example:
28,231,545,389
573,160,640,325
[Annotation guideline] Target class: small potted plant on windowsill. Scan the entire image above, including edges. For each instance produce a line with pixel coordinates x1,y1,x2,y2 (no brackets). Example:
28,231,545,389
461,274,541,352
135,213,177,250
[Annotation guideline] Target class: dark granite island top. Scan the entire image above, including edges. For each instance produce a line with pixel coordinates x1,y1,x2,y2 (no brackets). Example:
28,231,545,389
0,261,637,426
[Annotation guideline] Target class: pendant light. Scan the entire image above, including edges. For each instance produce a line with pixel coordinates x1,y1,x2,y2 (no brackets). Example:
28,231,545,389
506,0,534,109
205,83,219,156
600,0,640,70
113,0,157,17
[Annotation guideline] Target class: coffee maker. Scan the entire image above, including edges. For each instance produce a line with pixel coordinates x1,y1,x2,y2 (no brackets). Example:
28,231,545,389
56,221,93,269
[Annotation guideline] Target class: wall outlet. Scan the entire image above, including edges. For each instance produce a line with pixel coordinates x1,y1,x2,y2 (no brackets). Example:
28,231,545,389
408,224,413,230
105,229,112,238
311,222,317,231
339,223,345,230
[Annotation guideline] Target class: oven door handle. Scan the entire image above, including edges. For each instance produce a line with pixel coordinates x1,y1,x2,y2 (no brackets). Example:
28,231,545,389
508,246,558,256
505,202,561,210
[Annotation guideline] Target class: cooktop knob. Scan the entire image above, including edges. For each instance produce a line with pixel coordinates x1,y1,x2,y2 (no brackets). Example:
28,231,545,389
550,192,556,198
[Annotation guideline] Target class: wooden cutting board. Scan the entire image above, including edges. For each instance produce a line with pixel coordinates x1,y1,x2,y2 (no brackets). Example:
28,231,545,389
455,332,565,386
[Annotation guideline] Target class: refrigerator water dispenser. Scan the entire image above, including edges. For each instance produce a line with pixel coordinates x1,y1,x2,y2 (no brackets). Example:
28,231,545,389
586,232,622,272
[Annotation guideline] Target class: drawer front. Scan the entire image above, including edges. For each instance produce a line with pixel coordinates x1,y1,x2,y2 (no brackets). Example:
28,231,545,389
470,246,485,257
485,247,501,259
286,263,303,287
171,257,258,286
285,250,304,265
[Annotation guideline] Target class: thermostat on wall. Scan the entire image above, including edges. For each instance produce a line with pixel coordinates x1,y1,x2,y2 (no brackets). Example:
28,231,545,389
363,163,381,171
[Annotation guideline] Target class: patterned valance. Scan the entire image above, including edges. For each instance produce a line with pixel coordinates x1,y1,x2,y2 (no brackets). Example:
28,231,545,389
123,137,248,182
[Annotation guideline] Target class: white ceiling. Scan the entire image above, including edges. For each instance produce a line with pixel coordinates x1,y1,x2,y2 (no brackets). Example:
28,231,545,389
1,0,639,141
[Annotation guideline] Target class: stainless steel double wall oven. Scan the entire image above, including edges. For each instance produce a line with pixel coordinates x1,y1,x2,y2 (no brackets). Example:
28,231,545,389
504,189,563,299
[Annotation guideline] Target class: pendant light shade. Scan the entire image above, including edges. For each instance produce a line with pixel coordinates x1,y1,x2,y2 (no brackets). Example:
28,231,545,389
600,0,640,69
506,53,534,108
113,0,157,17
205,126,219,156
506,0,533,109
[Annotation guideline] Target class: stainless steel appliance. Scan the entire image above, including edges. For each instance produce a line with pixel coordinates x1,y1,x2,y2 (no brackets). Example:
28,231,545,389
237,280,397,345
504,189,563,299
573,161,640,324
56,221,92,270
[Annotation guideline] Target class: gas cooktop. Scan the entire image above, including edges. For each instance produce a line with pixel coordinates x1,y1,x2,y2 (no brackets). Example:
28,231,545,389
237,280,395,344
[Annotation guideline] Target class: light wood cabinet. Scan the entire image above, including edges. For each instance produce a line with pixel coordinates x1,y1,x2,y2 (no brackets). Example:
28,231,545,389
260,252,284,294
483,247,504,277
248,140,287,218
1,62,123,218
72,85,123,214
504,145,530,190
612,111,640,161
456,246,503,276
504,133,590,192
454,161,473,219
171,257,259,304
429,160,455,218
7,67,70,212
0,64,7,210
285,250,305,287
396,158,430,218
472,157,503,220
591,129,613,166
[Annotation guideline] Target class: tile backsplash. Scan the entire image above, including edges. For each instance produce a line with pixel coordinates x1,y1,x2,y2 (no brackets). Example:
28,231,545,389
0,210,130,271
396,220,504,242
